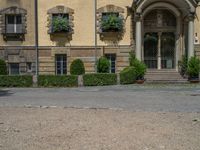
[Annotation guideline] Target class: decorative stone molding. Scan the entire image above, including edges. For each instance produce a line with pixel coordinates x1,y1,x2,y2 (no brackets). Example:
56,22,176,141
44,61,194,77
47,5,74,35
97,5,125,43
0,6,27,41
135,13,142,22
187,13,195,21
97,4,124,14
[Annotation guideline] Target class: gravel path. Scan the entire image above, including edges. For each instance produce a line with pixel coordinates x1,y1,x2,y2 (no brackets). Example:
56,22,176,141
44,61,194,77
0,108,200,150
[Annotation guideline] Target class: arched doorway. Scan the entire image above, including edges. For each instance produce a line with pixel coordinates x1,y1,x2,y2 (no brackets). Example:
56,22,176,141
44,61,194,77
143,9,177,69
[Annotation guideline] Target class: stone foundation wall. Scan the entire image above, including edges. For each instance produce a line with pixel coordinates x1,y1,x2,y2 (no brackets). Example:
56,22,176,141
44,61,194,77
195,44,200,58
0,47,36,75
39,45,131,75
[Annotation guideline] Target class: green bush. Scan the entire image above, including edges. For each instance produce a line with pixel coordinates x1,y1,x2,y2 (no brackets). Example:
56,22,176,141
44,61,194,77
97,57,110,73
70,59,85,75
0,59,7,75
83,73,117,86
187,57,200,78
179,55,188,76
120,67,136,84
0,75,32,87
129,53,146,80
38,75,78,87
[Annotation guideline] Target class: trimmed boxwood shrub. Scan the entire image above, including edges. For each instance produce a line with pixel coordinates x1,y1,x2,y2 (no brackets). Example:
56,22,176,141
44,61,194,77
97,57,110,73
83,73,117,86
70,59,85,75
0,59,7,75
0,75,32,87
120,67,136,84
38,75,78,87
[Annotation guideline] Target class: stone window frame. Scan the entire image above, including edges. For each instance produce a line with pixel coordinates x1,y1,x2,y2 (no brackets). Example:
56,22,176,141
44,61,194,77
97,5,125,41
47,5,74,35
0,6,27,41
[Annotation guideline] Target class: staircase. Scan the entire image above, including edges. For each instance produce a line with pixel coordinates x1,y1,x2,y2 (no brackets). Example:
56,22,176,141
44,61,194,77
145,69,188,83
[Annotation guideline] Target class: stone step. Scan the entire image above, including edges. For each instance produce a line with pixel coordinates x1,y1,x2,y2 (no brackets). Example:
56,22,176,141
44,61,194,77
145,70,187,83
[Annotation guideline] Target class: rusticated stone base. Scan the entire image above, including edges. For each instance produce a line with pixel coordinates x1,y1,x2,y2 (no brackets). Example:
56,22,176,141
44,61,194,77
39,45,132,75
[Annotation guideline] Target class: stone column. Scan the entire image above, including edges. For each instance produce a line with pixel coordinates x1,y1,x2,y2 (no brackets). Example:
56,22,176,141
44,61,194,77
188,14,195,58
157,32,162,70
135,14,142,61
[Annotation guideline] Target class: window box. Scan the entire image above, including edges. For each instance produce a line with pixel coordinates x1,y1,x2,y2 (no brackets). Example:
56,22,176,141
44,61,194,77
100,13,124,33
50,14,72,35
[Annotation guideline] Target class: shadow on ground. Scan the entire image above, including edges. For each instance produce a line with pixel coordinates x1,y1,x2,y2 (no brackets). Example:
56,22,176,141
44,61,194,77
0,90,13,97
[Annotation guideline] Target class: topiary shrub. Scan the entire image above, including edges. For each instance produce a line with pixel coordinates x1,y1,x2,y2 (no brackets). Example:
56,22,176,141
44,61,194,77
0,59,7,75
97,57,110,73
120,67,136,84
83,73,117,86
187,56,200,79
70,59,85,75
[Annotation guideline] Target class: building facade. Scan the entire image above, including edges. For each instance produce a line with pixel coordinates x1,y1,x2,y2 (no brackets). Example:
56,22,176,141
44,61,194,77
0,0,200,75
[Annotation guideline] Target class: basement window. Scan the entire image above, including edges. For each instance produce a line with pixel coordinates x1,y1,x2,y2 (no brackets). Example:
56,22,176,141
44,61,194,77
9,63,20,75
55,54,67,75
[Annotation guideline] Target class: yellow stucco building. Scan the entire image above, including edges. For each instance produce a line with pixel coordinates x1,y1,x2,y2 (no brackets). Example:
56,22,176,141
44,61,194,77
0,0,200,77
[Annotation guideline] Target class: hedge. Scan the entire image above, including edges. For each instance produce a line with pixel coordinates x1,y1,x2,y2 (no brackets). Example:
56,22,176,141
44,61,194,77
83,73,117,86
0,75,33,87
120,67,136,84
38,75,78,87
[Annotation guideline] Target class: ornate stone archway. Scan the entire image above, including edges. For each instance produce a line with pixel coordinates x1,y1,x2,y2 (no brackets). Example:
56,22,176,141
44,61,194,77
133,0,198,70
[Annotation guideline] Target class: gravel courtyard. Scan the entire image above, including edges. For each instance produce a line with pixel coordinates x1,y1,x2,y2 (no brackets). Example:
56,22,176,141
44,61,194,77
0,108,200,150
0,84,200,150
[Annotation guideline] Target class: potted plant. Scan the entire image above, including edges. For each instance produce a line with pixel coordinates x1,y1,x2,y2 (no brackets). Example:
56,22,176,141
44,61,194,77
100,14,123,33
135,60,147,84
187,56,200,83
129,52,147,84
52,16,71,33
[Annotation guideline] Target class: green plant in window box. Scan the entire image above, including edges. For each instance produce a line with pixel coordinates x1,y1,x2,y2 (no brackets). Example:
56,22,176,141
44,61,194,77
101,14,123,32
52,16,71,33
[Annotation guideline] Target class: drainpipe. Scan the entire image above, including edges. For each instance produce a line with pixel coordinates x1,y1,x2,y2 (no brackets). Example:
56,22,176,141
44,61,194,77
34,0,39,84
94,0,98,72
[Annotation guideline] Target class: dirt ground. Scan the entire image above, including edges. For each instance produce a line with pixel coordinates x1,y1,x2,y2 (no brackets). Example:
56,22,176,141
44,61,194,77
0,107,200,150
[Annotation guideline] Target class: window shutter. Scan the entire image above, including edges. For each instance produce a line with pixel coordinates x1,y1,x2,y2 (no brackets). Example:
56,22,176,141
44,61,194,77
21,13,27,34
0,14,6,34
